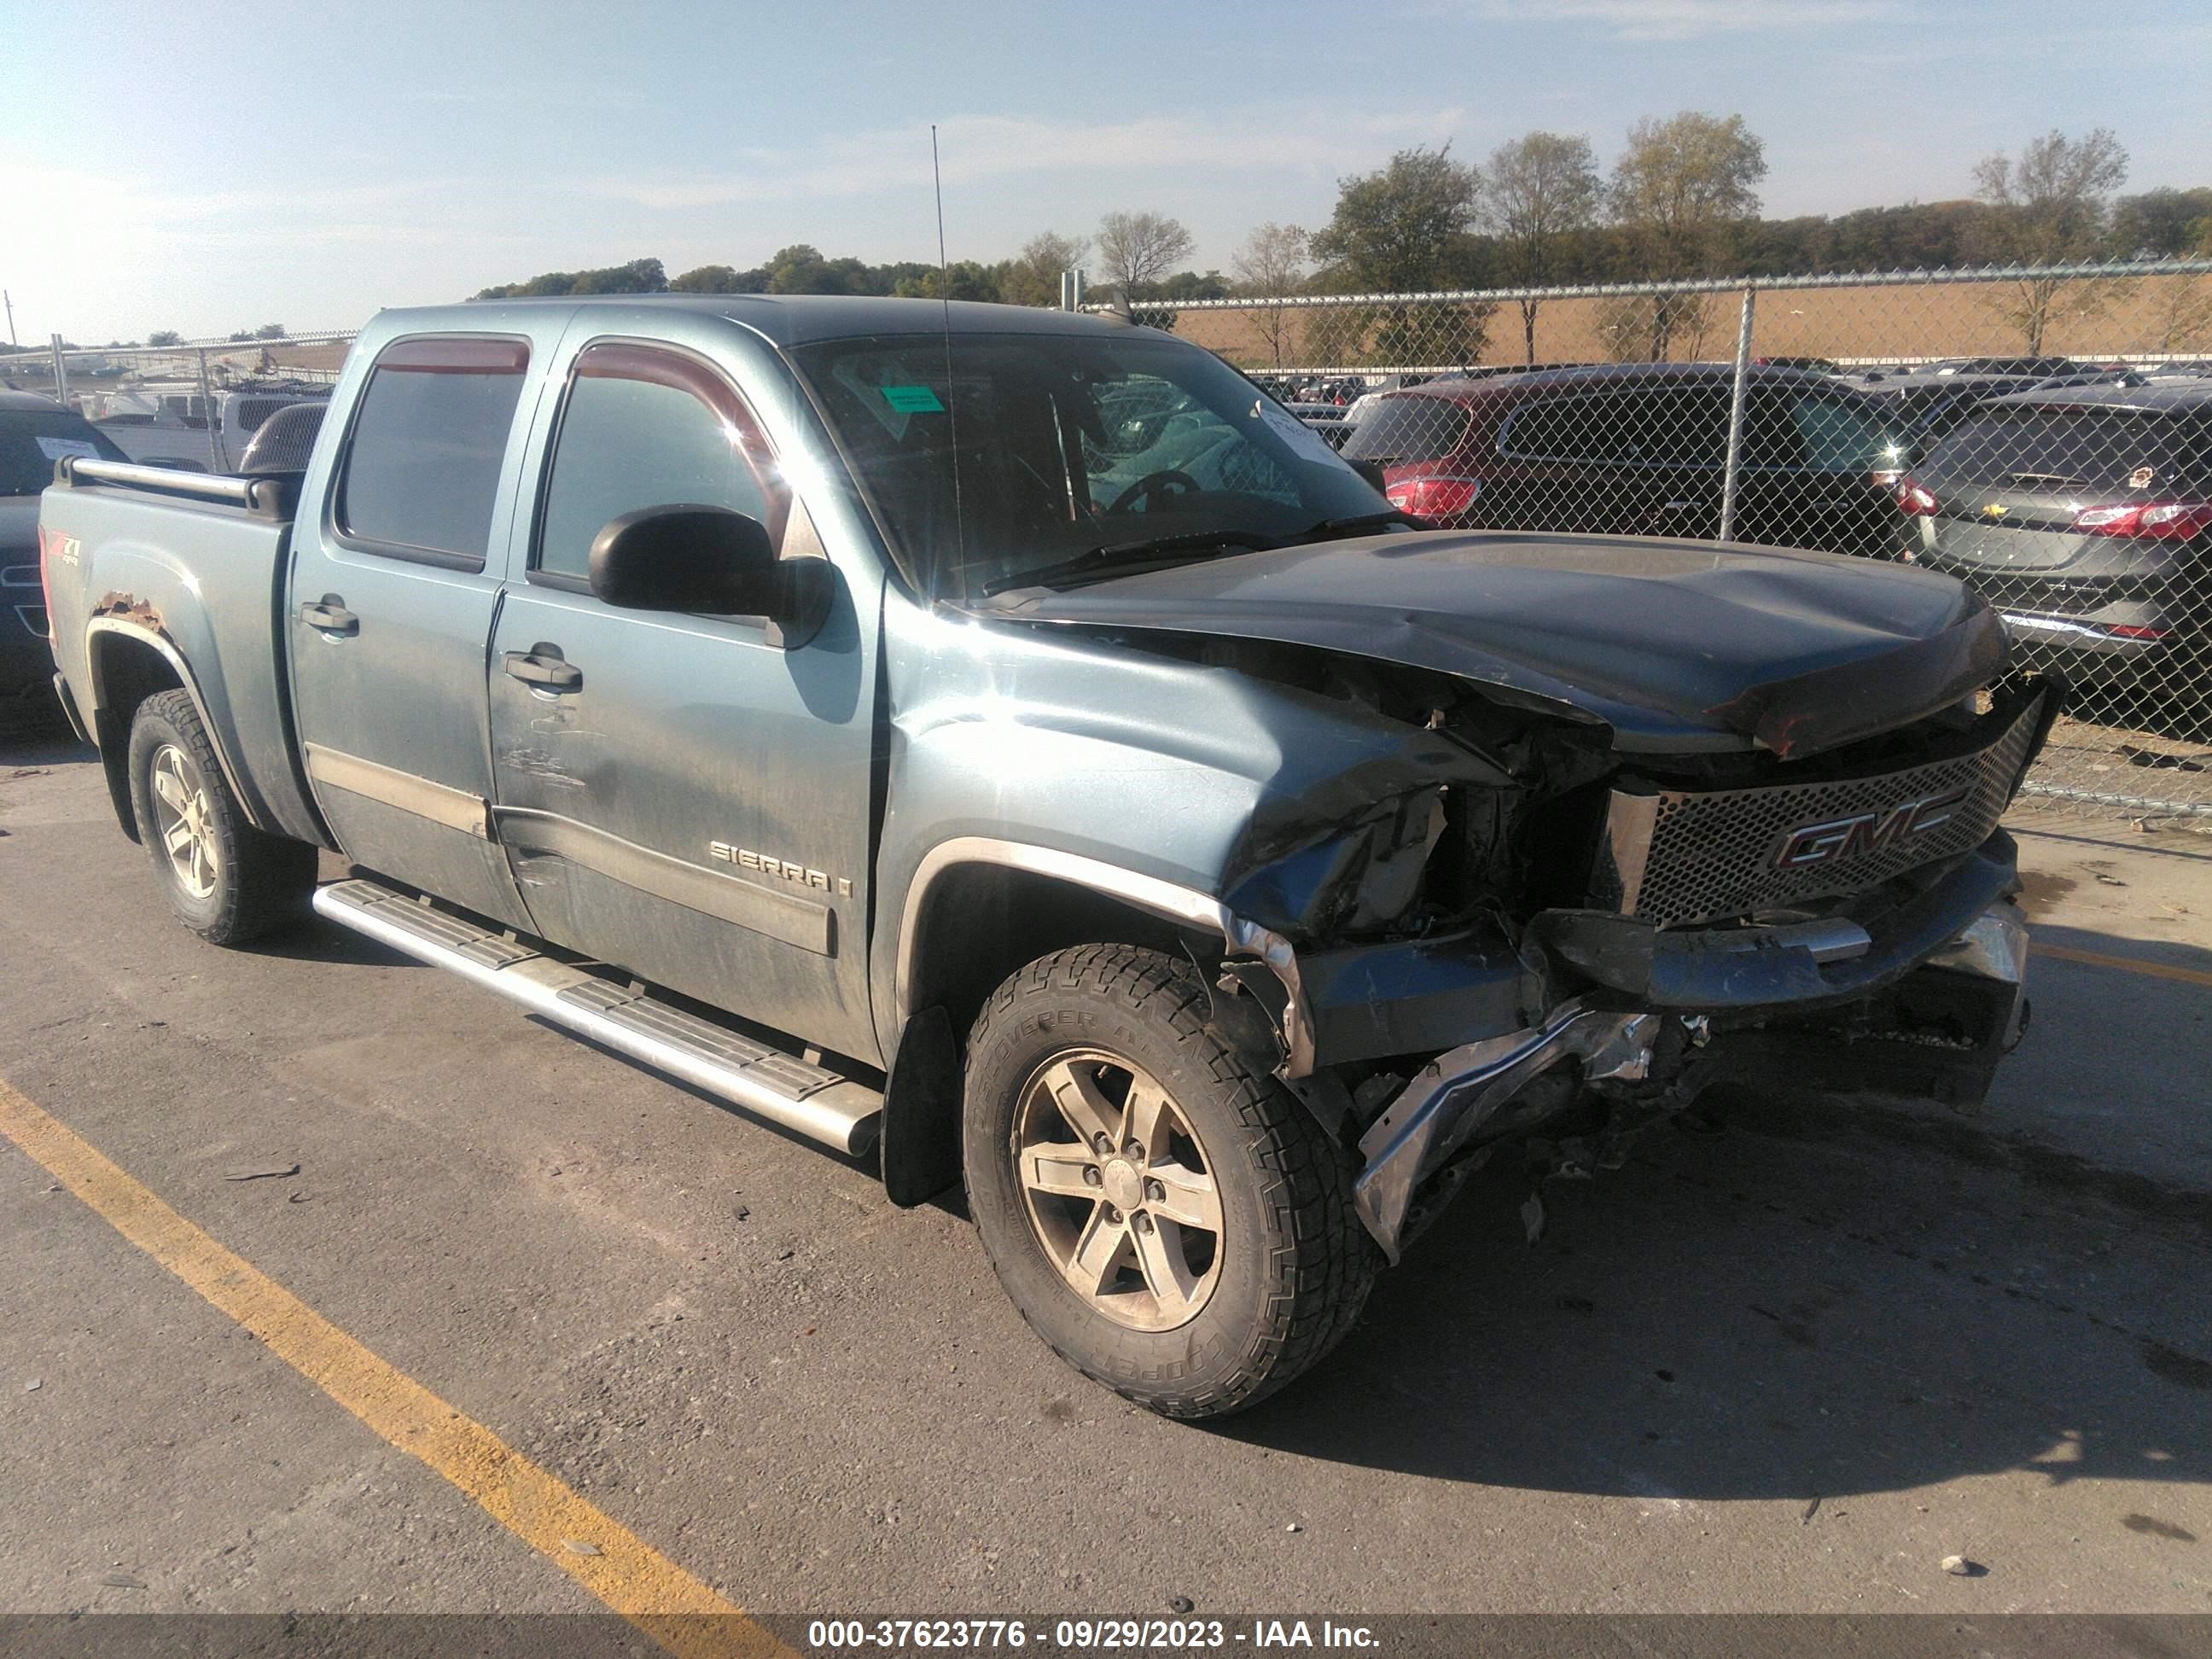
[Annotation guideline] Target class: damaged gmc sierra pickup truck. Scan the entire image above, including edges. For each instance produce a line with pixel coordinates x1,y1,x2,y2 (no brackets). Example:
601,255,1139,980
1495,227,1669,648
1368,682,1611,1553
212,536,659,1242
38,296,2056,1416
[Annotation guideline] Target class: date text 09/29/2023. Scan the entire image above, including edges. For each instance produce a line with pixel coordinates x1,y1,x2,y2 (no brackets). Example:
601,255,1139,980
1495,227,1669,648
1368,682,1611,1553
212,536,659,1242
806,1617,1382,1650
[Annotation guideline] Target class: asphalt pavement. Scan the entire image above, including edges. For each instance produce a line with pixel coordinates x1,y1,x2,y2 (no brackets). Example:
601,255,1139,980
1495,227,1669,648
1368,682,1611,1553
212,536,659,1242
2,729,2207,1633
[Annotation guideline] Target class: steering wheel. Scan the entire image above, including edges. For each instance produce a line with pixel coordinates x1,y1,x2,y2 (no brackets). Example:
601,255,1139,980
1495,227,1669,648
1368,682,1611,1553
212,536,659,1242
1105,469,1201,515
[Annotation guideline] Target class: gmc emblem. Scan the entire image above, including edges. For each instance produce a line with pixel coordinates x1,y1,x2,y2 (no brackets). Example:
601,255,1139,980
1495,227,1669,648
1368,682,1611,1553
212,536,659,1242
1770,786,1971,871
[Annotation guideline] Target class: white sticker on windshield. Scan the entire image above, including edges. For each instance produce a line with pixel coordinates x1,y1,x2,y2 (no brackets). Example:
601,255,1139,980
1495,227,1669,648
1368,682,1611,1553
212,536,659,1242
35,436,98,462
1252,397,1342,465
2128,464,2156,489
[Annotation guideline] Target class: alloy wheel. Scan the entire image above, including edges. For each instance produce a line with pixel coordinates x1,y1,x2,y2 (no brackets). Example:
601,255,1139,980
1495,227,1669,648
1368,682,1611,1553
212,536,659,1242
1011,1051,1225,1332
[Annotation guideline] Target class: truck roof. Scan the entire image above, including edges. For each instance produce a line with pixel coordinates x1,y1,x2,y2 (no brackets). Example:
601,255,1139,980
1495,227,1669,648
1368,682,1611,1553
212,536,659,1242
374,294,1138,348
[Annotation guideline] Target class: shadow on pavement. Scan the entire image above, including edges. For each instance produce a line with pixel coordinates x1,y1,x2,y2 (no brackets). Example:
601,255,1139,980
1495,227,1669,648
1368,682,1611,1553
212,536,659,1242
1228,1083,2212,1505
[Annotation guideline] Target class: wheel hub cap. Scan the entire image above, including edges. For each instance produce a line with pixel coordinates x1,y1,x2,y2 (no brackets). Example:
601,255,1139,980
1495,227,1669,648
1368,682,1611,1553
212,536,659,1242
1102,1159,1144,1212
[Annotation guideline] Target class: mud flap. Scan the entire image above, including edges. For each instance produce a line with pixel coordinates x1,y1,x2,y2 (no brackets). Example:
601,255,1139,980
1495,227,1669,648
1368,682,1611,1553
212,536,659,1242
882,1005,963,1206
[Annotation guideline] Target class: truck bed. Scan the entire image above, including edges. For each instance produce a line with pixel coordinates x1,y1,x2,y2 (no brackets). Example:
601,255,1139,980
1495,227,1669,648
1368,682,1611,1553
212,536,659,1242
40,462,326,845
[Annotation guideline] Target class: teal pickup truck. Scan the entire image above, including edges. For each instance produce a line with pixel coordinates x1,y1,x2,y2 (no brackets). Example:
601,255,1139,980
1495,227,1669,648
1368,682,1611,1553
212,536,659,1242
38,295,2053,1416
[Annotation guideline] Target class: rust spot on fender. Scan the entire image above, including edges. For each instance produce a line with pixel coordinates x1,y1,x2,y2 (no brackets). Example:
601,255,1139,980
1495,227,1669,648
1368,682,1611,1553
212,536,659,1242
92,591,169,636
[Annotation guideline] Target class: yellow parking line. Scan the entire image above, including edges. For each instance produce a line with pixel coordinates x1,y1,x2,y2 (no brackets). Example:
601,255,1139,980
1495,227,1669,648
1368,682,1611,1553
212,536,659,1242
0,1078,787,1659
2035,941,2212,988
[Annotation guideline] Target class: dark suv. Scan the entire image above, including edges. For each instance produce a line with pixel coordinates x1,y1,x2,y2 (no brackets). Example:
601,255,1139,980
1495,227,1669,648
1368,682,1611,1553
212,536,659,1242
1341,363,1912,558
1897,381,2212,717
2,391,129,712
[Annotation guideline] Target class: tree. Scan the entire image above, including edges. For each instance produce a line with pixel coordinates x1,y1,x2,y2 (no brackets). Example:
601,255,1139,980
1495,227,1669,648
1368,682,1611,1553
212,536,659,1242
253,323,287,340
1231,223,1309,367
571,258,667,295
670,264,765,294
1481,131,1602,364
146,329,182,347
1000,231,1091,308
1594,296,1653,363
1311,145,1481,293
1096,212,1196,298
1973,128,2129,351
890,261,1003,303
475,258,667,299
1310,146,1487,369
1611,112,1766,358
2108,187,2212,259
2141,216,2212,355
1151,269,1229,301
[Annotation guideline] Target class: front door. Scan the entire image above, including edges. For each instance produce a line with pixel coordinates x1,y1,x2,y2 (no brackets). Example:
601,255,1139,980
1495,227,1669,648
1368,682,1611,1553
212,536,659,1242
288,323,568,931
1739,383,1909,557
486,339,882,1063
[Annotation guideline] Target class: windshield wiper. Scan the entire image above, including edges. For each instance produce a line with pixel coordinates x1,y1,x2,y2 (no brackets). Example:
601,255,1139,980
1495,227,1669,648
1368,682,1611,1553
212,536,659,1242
981,529,1274,596
1290,509,1424,538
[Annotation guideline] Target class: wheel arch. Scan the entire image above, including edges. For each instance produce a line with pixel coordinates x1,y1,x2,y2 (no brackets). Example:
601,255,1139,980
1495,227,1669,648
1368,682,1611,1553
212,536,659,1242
83,623,212,843
877,840,1304,1208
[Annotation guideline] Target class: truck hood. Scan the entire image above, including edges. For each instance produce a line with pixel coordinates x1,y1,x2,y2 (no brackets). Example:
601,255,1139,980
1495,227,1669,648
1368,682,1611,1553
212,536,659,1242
976,531,2005,758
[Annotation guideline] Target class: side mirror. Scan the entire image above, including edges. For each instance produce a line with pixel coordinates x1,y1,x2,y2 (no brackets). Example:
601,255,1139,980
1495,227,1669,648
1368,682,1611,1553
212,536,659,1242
1349,458,1388,492
588,504,782,615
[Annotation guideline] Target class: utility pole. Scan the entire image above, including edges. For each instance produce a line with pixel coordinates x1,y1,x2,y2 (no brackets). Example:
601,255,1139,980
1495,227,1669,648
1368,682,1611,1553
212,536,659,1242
3,289,15,349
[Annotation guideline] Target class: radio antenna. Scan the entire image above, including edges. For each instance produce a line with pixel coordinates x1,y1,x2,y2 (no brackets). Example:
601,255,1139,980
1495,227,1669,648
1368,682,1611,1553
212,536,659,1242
931,123,966,594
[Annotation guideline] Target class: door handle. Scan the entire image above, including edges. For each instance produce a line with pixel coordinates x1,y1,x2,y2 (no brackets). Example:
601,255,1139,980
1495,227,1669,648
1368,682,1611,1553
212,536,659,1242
503,649,582,692
300,597,358,636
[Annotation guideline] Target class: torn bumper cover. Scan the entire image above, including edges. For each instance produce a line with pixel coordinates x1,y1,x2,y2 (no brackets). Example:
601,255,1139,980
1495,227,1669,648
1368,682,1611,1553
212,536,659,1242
1348,842,2032,1261
1353,1001,1661,1260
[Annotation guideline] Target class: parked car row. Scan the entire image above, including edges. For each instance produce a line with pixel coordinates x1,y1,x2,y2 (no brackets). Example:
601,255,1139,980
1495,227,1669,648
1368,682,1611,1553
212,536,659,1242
1339,362,1912,559
1312,356,2207,721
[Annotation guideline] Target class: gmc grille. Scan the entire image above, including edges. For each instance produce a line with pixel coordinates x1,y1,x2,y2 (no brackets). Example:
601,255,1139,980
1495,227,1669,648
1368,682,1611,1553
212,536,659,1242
1592,687,2046,931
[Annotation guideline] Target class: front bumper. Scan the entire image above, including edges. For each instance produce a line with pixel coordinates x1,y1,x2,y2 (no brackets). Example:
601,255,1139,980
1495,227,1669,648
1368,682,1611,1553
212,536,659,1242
1348,863,2031,1261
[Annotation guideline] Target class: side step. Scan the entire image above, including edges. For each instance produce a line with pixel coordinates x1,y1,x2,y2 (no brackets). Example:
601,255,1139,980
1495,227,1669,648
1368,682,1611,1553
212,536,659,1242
312,878,882,1156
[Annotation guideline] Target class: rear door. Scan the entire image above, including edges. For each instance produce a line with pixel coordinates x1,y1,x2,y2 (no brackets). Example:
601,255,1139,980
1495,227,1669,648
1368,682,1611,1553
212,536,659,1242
1489,387,1729,538
485,335,883,1063
287,322,567,930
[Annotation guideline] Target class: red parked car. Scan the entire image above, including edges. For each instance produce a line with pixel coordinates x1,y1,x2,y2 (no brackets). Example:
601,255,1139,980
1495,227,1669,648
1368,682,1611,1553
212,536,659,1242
1339,363,1916,559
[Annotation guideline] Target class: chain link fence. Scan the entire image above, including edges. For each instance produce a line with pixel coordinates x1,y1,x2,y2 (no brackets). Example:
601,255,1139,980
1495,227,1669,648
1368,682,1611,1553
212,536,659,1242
1121,261,2212,827
4,329,357,474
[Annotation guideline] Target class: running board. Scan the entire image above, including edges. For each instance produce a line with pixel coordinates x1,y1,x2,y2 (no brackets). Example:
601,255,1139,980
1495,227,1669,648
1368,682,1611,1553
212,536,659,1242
312,878,881,1156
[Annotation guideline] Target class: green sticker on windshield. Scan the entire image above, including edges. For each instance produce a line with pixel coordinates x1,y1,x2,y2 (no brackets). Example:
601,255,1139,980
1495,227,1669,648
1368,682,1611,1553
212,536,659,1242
882,384,944,414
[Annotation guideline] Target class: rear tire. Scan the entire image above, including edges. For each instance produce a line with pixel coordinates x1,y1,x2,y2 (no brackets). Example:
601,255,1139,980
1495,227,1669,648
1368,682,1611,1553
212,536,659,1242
127,690,317,945
963,944,1378,1418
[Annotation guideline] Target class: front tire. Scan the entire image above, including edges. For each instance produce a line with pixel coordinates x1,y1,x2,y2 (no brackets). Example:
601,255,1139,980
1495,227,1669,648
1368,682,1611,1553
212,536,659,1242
127,689,317,945
963,945,1377,1418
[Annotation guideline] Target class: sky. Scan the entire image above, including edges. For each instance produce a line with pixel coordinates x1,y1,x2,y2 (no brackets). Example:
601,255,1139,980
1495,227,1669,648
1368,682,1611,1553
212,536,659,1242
3,0,2208,344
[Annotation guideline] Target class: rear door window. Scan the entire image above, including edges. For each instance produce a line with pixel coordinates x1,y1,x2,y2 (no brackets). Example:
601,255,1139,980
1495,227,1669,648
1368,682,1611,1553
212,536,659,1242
1503,389,1722,465
1747,388,1898,472
337,337,530,567
1634,384,1732,466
